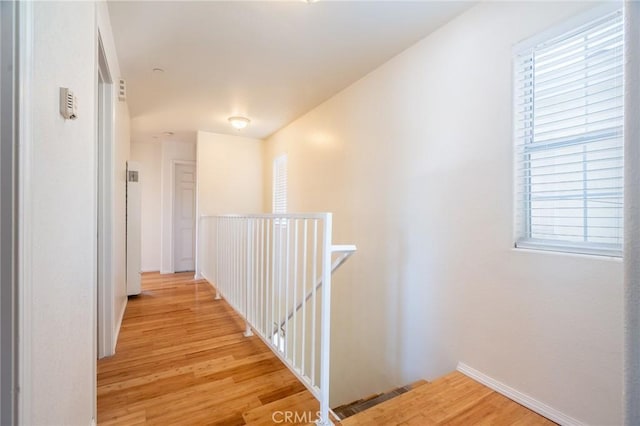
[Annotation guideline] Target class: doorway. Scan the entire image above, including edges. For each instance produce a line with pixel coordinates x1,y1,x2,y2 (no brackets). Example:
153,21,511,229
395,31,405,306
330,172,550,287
173,163,196,272
96,35,114,359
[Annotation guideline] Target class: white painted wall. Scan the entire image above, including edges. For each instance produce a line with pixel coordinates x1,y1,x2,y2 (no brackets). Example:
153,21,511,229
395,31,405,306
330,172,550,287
263,2,623,424
30,6,95,422
25,1,129,423
160,138,196,273
130,141,162,272
195,131,263,281
196,131,264,216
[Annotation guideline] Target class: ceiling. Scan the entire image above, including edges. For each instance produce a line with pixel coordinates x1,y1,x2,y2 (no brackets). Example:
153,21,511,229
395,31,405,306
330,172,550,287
108,1,475,142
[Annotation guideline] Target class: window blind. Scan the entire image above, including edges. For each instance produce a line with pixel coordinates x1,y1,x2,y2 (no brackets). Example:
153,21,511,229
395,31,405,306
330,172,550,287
273,154,287,214
514,9,624,256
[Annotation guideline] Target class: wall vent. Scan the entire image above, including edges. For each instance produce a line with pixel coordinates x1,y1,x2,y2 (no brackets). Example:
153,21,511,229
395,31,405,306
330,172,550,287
118,79,127,102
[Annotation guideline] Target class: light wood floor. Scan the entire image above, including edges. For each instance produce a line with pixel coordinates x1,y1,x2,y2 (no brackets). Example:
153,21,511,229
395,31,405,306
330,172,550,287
97,272,318,425
342,372,557,426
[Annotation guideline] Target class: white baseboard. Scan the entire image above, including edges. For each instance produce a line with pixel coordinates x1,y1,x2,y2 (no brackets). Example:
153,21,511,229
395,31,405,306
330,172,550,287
456,362,584,426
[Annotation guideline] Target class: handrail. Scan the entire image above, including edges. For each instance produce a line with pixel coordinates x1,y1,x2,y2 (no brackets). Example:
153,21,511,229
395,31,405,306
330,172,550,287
200,212,331,219
277,245,356,333
197,213,356,426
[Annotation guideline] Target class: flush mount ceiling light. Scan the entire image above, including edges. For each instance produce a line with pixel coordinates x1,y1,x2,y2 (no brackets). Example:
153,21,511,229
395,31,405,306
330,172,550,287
152,67,165,73
228,116,251,130
163,131,174,136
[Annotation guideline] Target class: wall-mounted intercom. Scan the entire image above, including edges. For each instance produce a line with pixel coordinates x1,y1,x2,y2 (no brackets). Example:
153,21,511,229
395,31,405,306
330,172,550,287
59,87,78,120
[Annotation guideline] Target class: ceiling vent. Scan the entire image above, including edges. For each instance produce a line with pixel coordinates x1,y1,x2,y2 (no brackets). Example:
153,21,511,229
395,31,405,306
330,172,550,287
118,79,127,102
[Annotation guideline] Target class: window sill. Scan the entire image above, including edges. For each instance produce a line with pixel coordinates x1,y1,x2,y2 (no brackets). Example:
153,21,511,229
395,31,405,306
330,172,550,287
513,241,622,261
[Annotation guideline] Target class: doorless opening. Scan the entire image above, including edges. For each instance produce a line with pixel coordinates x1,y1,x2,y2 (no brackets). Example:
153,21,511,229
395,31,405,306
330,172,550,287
96,35,114,359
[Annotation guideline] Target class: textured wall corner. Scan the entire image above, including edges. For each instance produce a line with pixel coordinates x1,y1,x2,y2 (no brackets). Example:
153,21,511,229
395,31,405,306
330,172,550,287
624,1,640,425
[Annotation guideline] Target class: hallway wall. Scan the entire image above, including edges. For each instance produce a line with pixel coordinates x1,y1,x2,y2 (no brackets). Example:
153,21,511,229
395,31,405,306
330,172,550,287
195,131,263,281
26,1,130,423
196,131,263,216
130,141,162,272
131,137,196,273
263,2,623,424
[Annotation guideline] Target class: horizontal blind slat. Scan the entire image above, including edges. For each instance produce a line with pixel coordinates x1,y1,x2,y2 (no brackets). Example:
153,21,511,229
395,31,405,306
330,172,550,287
534,38,622,75
532,72,623,103
515,83,622,111
516,95,621,124
534,11,622,55
516,105,622,133
517,145,622,163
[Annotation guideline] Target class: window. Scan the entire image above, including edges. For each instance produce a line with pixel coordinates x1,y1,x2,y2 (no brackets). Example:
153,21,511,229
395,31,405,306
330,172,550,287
273,154,287,213
514,7,624,256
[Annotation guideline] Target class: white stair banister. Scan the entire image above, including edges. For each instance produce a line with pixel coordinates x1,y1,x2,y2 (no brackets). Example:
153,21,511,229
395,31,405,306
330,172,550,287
198,213,356,426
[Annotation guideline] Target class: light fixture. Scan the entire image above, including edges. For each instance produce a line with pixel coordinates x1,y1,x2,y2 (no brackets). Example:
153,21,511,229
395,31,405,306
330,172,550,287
152,67,165,73
163,131,174,137
228,116,250,130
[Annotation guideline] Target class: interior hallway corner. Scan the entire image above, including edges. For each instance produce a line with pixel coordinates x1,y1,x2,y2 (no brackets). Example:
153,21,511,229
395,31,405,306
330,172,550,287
98,273,558,426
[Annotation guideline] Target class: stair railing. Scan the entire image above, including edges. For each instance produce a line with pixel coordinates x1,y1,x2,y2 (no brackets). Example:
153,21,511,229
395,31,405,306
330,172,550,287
197,213,356,426
277,246,356,334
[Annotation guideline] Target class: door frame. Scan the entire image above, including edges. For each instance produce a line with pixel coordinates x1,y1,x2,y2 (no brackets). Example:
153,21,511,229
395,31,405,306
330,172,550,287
96,32,115,359
1,2,18,423
170,160,196,273
16,1,33,423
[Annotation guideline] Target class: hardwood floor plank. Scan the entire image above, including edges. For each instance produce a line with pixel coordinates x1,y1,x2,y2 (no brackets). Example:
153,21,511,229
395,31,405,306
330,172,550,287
243,390,319,425
100,408,147,426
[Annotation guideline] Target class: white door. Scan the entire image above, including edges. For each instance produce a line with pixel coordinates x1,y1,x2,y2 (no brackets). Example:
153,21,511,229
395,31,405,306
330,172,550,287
173,164,196,272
